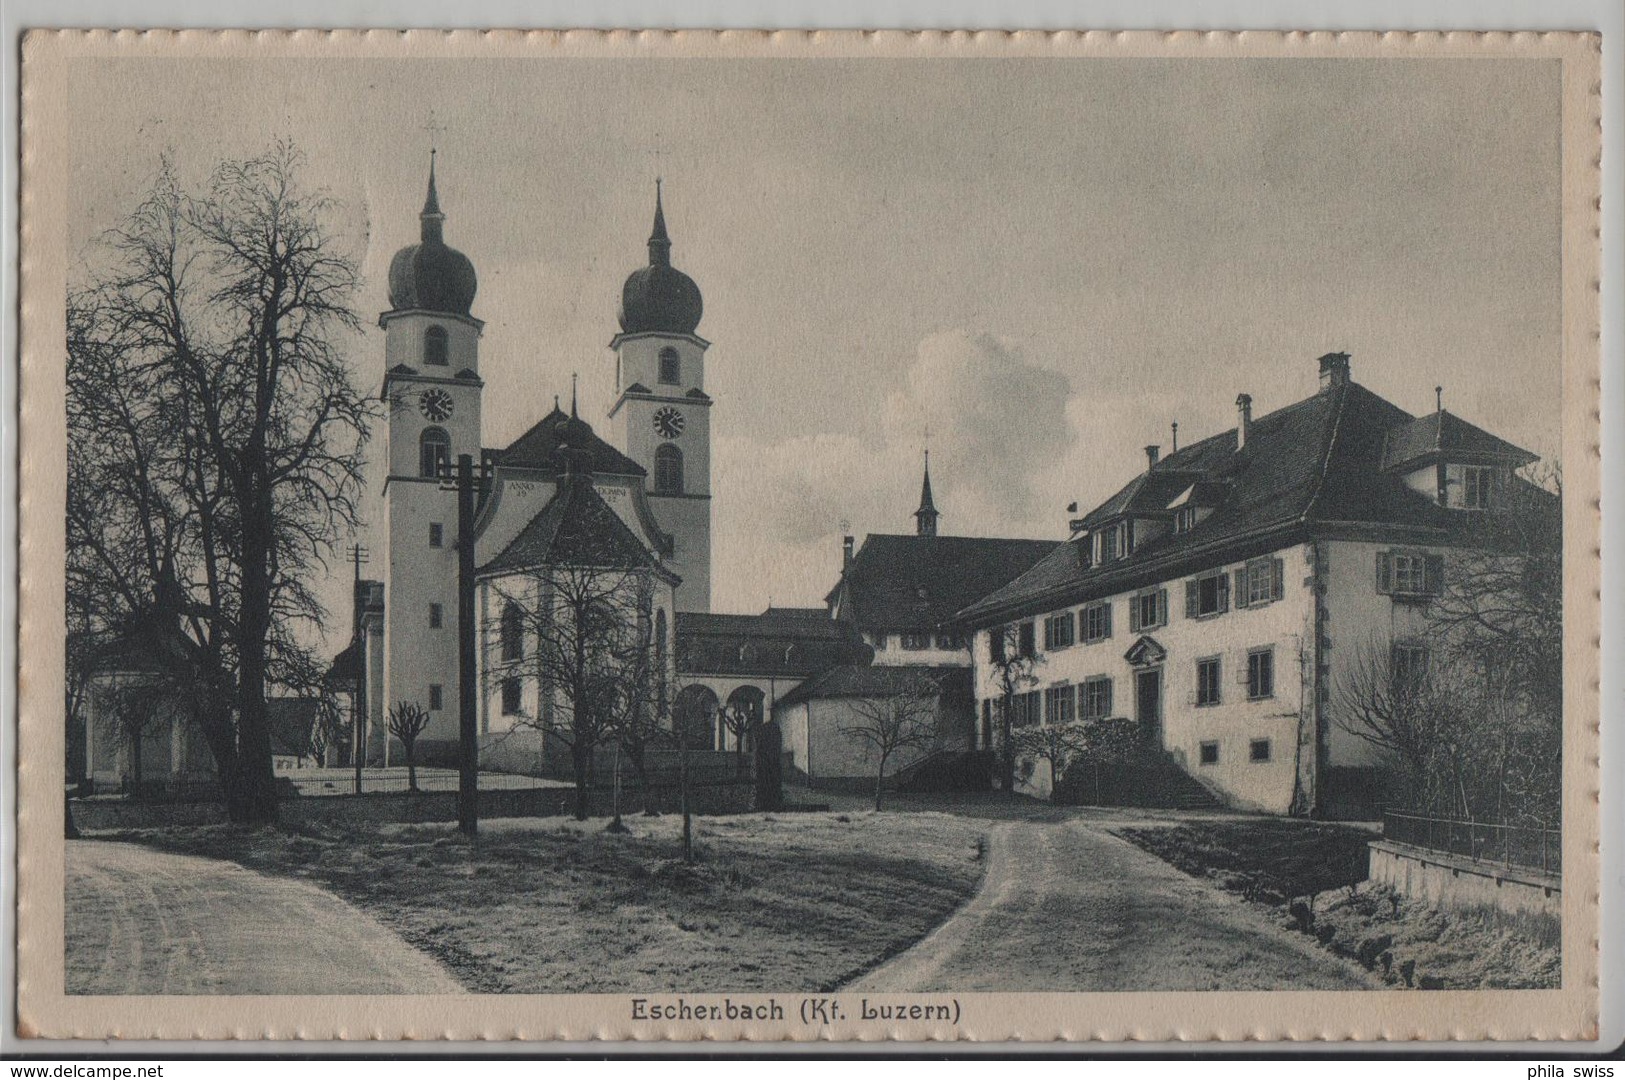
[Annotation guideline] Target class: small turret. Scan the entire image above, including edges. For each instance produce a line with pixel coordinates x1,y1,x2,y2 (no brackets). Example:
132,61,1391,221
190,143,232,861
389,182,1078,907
914,451,940,537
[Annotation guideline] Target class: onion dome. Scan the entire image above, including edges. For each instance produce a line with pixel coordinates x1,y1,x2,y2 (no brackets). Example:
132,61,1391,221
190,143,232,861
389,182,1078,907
618,180,703,336
387,151,478,317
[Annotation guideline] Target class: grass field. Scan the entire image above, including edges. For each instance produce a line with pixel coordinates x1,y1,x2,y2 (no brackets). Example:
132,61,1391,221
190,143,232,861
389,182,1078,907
104,811,988,993
1116,819,1373,904
1116,818,1558,989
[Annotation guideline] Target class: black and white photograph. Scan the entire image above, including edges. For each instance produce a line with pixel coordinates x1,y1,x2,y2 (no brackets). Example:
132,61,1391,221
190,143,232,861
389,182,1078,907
15,29,1602,1043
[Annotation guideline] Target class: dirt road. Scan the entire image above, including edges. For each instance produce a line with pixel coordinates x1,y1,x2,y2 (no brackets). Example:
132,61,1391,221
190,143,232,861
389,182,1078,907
66,841,464,995
849,818,1372,992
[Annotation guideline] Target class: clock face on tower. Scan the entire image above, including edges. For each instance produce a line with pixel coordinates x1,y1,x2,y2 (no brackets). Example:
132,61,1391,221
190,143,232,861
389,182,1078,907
419,389,454,423
653,406,686,440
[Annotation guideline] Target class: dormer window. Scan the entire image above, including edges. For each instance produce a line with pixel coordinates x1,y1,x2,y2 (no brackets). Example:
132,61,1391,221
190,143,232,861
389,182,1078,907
1174,507,1196,534
1444,464,1496,510
1095,528,1118,564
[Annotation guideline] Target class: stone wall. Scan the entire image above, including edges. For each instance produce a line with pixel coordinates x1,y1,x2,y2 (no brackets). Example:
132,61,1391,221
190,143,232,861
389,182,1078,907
1368,839,1560,917
70,779,755,832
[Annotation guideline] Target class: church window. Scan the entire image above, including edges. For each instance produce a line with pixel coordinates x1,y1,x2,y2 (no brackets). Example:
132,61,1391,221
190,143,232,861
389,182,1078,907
658,347,681,385
419,427,451,478
429,603,443,629
654,444,684,495
655,609,668,716
500,677,523,716
429,522,443,548
428,684,443,711
424,325,449,366
500,601,524,662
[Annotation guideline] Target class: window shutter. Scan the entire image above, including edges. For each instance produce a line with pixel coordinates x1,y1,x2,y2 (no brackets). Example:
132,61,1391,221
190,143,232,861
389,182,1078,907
1233,568,1249,609
1424,553,1445,596
1271,557,1285,601
1217,573,1230,614
1129,598,1141,633
1376,551,1393,595
1185,580,1198,619
1156,589,1168,627
1103,603,1113,638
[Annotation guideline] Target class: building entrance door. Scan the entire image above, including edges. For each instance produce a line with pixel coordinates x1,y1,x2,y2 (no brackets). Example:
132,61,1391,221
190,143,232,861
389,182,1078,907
1135,666,1163,746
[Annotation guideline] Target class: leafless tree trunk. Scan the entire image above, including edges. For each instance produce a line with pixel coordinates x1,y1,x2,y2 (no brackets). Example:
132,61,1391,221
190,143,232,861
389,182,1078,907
838,669,944,811
67,143,374,824
387,701,432,792
486,556,661,822
983,624,1040,794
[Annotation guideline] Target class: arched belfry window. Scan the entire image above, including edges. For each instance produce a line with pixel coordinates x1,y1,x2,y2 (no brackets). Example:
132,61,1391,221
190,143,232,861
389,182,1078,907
654,444,684,495
424,325,449,367
658,347,681,386
419,426,451,478
500,600,525,662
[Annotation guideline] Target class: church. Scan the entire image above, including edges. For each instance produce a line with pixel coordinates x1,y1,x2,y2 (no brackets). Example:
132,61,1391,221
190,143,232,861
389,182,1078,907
337,158,713,766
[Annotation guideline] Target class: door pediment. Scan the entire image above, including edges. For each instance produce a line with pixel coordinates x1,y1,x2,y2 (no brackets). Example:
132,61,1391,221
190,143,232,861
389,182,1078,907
1124,635,1167,667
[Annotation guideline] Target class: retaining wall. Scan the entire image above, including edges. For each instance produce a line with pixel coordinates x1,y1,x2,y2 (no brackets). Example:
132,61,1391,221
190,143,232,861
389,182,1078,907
1368,839,1560,917
70,780,755,832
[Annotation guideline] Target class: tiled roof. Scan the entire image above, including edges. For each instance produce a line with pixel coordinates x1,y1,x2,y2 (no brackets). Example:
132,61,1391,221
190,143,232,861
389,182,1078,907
775,664,972,709
960,379,1535,625
480,477,659,576
496,407,646,477
826,534,1059,632
326,637,364,683
676,610,870,678
1381,410,1537,472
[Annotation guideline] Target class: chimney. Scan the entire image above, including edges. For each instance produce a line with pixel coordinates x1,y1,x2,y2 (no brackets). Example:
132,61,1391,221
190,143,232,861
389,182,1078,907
842,535,855,569
1319,351,1351,392
1145,445,1160,468
1235,394,1253,450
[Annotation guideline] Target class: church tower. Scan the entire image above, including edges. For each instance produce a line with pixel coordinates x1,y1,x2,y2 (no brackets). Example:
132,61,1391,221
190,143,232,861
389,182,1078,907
914,451,940,537
380,153,483,753
609,182,712,612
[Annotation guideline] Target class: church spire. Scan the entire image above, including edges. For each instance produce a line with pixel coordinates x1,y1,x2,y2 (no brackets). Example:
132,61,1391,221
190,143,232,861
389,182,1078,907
420,149,445,245
914,451,940,537
647,178,672,267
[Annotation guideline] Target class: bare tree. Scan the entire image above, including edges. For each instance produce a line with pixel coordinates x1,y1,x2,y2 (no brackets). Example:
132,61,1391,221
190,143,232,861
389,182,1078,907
718,701,760,775
105,680,171,794
1334,637,1464,813
984,623,1040,794
1335,464,1563,824
67,143,375,823
387,701,432,792
309,694,350,768
1072,716,1143,806
1009,720,1091,804
838,669,944,811
488,556,662,821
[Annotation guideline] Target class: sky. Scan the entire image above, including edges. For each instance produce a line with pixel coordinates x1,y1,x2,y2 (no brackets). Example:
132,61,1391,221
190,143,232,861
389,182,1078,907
67,56,1563,654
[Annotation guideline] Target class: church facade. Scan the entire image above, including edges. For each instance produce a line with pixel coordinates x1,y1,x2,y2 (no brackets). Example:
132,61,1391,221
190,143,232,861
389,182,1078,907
344,160,712,763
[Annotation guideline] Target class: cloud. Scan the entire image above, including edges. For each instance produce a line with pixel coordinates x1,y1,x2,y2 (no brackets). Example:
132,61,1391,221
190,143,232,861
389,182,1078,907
712,329,1078,612
881,330,1075,523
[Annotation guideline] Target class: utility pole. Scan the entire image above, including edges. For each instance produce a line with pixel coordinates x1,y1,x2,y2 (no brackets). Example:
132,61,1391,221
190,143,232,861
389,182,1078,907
348,544,369,795
440,453,492,835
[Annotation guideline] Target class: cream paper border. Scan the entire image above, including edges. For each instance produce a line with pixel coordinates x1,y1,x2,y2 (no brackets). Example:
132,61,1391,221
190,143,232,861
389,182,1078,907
16,28,1602,1043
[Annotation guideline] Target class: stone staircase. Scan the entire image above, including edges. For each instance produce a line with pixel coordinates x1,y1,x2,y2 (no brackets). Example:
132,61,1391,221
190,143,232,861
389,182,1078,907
1056,750,1224,810
892,747,994,793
